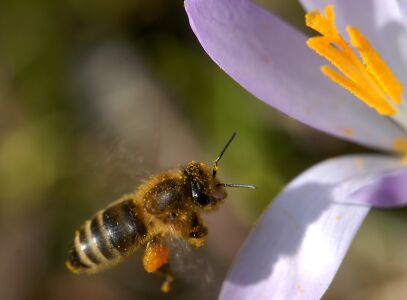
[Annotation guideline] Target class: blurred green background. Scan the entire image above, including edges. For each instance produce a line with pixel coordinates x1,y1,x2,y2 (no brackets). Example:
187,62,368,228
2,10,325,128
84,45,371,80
2,0,407,299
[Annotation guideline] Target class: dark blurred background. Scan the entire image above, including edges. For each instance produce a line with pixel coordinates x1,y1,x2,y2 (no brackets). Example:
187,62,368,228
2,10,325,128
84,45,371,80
2,0,407,299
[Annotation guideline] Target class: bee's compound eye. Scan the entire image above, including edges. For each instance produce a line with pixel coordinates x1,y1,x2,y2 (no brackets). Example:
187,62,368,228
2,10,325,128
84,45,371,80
196,193,210,206
191,183,210,207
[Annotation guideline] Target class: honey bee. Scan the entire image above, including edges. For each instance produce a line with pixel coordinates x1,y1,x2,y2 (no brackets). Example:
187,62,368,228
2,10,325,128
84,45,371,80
66,132,254,292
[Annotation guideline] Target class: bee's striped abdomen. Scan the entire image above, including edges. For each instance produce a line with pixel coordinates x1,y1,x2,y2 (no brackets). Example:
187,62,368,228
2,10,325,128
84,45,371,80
66,198,147,274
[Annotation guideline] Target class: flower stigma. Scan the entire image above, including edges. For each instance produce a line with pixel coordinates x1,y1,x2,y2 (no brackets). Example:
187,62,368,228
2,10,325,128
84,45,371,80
305,5,407,132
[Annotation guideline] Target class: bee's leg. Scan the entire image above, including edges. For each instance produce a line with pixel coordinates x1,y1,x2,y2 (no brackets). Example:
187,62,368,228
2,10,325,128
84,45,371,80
143,236,174,293
187,213,208,248
156,263,174,293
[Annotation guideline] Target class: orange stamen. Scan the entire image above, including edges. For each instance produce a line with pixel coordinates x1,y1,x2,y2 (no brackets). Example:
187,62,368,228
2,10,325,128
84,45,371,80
305,5,403,116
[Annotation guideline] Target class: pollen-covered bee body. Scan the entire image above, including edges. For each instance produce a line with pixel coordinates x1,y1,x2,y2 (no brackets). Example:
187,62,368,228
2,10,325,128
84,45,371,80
139,168,188,216
66,133,254,292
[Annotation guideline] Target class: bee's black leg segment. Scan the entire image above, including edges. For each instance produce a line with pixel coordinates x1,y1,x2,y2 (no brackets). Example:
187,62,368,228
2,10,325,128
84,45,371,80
187,213,208,247
189,225,208,239
190,212,208,238
156,263,174,293
187,225,208,248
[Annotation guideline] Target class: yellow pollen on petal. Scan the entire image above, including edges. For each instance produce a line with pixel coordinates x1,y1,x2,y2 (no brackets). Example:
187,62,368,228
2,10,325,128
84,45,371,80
393,138,407,163
337,126,354,137
305,5,403,116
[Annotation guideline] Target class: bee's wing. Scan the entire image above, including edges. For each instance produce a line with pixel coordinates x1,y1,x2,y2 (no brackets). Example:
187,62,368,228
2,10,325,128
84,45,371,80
165,226,214,286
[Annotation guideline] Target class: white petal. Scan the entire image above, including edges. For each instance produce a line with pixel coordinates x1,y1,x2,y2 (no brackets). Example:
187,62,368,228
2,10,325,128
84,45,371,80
221,154,402,300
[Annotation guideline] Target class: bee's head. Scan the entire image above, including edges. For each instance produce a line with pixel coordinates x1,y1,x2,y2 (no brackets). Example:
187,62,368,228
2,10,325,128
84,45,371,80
184,133,255,210
184,161,227,210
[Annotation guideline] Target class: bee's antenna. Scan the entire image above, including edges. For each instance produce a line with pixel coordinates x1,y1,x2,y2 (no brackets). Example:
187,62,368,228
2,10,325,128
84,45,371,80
218,183,256,189
212,132,237,178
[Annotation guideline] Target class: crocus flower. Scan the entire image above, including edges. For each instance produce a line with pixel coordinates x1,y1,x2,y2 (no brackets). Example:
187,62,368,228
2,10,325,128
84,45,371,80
185,0,407,299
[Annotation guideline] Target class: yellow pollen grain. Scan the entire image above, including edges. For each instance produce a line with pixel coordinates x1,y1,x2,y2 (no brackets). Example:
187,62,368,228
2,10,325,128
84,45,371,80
393,138,407,163
296,284,305,294
353,158,365,170
337,126,353,137
305,5,403,116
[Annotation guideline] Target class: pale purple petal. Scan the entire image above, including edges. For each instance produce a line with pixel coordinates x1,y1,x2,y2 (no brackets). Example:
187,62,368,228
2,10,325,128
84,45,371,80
400,0,407,20
220,154,403,300
347,167,407,208
185,0,407,152
299,0,407,87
